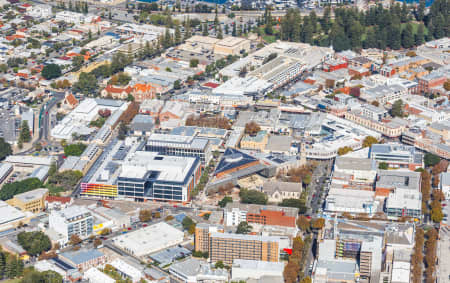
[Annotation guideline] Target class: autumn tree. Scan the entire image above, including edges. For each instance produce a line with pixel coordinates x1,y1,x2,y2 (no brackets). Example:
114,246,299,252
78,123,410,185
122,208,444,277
139,209,152,222
362,136,378,148
70,234,82,245
311,218,325,230
244,121,261,136
296,215,310,231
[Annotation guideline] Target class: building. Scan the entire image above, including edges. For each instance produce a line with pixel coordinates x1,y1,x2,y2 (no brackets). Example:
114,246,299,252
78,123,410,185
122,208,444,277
333,157,377,188
240,131,269,151
194,223,224,253
344,110,406,138
0,201,31,231
209,233,280,265
6,188,48,213
45,196,73,211
370,143,423,170
84,268,116,283
145,133,212,164
129,114,154,136
109,258,144,282
214,37,251,56
224,202,298,228
386,188,422,219
261,181,302,203
375,170,421,198
417,71,447,93
325,188,377,215
361,84,406,105
59,249,107,272
49,206,94,244
231,259,284,281
440,172,450,200
112,222,184,257
117,151,201,202
169,258,228,283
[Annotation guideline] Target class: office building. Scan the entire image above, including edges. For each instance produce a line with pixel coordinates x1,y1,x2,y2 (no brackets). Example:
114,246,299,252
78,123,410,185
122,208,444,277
49,206,94,243
117,151,201,202
386,188,422,219
6,188,48,213
375,170,421,197
224,202,298,228
370,143,423,170
209,233,280,265
145,133,212,164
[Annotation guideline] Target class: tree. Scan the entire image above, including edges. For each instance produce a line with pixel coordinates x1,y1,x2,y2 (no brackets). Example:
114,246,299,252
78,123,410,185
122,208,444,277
424,153,440,167
21,270,63,283
202,23,208,36
0,178,43,200
94,238,102,248
0,138,12,161
139,209,152,222
182,216,195,231
17,231,51,256
279,198,302,209
217,25,223,39
218,196,232,208
73,72,98,94
174,25,181,44
391,99,404,117
236,221,252,234
215,261,225,269
244,121,261,136
239,188,268,205
337,146,353,156
189,59,199,68
417,0,425,21
41,64,61,80
19,120,31,143
363,136,378,148
72,55,84,71
379,162,389,170
402,23,414,48
311,218,325,230
296,215,310,231
69,234,82,245
444,80,450,91
64,143,87,156
415,23,425,46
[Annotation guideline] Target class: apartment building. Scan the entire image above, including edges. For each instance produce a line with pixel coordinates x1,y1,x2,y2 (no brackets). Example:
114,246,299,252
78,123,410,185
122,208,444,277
49,206,94,243
344,110,406,138
194,224,224,253
145,133,212,164
386,188,422,219
209,233,280,265
417,71,447,93
6,188,48,213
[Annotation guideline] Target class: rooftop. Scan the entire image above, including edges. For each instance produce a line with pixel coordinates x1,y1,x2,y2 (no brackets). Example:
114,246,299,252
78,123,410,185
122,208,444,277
14,188,48,203
60,249,104,265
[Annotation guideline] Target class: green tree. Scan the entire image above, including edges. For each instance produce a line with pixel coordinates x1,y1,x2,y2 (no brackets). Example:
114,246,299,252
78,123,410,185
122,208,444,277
202,23,209,36
239,188,268,205
218,196,232,208
0,178,43,200
73,72,98,94
21,270,63,283
189,59,199,68
417,0,425,21
72,55,84,71
415,23,425,46
236,221,252,234
0,138,12,160
63,143,87,156
379,162,389,170
217,25,223,39
17,231,51,256
19,121,31,143
47,170,83,191
41,64,61,80
279,198,302,209
173,80,181,90
391,99,404,117
402,23,414,48
174,25,181,44
424,153,440,167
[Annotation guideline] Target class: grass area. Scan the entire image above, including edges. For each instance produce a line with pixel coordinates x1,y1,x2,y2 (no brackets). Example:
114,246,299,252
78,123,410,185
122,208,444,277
401,22,429,35
263,35,277,43
3,279,21,283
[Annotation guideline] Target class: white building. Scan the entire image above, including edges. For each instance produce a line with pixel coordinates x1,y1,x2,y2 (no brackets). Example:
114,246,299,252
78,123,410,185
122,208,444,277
112,222,184,257
386,188,422,219
48,205,94,245
110,258,143,282
84,267,115,283
325,188,378,215
55,11,97,24
169,258,228,283
231,259,284,281
27,4,52,19
440,172,450,200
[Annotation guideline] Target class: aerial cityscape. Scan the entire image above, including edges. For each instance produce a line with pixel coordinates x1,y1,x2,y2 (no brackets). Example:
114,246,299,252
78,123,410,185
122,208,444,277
0,0,448,282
